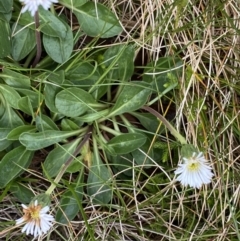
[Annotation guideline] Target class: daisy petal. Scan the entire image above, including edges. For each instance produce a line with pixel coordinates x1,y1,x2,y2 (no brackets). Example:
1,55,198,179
19,0,58,16
175,152,214,189
16,200,54,238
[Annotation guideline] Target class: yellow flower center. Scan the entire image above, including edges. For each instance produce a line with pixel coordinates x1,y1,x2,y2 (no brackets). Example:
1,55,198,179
187,160,200,171
31,209,40,219
23,204,42,222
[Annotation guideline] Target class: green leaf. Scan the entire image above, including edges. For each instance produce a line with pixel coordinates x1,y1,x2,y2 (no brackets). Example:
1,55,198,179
0,146,34,188
0,12,12,22
55,87,97,117
0,15,11,58
78,109,109,123
16,88,44,109
44,71,67,113
18,96,34,116
39,8,68,39
110,82,151,117
9,183,34,204
48,70,65,85
131,112,161,133
131,138,154,167
7,125,36,140
0,84,21,109
44,84,60,113
143,57,182,94
0,128,11,141
56,185,83,224
181,144,198,158
103,44,135,81
19,130,81,150
61,0,87,7
87,152,112,204
43,139,80,178
107,133,147,155
17,11,34,28
72,2,122,38
0,106,24,128
110,153,133,177
37,8,73,63
36,115,59,131
61,118,81,131
66,61,101,88
0,127,12,151
66,62,106,100
1,68,30,88
11,23,36,61
43,22,73,63
66,157,82,173
0,139,12,151
0,0,13,13
69,118,84,127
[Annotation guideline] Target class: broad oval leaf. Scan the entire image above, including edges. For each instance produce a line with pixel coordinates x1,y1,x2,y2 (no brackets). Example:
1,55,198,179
40,9,73,63
36,115,59,131
72,2,122,38
43,25,73,63
61,119,81,131
7,125,36,140
106,133,147,155
0,146,34,188
48,70,65,85
43,139,80,178
11,23,36,61
103,44,135,81
110,82,151,117
9,183,34,204
16,88,44,108
0,139,12,151
39,8,68,39
55,186,83,224
19,130,81,150
78,109,109,123
131,138,154,167
0,127,12,151
0,84,21,109
66,61,101,88
61,0,87,7
0,106,24,128
0,17,11,58
87,152,112,204
131,112,161,133
143,57,183,94
18,96,34,116
44,84,60,113
0,128,11,141
55,87,97,117
0,0,12,13
109,153,133,177
2,68,30,88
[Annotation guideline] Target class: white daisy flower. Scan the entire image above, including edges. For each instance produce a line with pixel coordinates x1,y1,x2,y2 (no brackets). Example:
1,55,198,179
19,0,58,16
16,200,54,238
174,152,214,189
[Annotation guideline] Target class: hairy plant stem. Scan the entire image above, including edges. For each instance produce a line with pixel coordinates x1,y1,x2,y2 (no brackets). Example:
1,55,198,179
32,11,42,68
45,126,93,195
141,105,187,145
